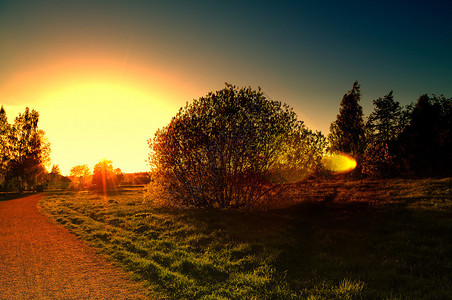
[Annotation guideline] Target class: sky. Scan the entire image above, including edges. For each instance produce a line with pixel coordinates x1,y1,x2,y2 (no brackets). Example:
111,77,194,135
1,0,451,175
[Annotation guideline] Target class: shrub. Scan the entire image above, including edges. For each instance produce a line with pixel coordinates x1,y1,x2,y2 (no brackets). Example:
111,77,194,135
147,84,326,208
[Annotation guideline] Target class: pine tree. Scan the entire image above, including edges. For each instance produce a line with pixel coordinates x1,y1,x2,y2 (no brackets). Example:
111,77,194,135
366,91,403,143
328,81,366,157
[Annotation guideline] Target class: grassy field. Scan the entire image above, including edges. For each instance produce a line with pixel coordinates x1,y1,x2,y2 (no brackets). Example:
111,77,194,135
39,178,452,299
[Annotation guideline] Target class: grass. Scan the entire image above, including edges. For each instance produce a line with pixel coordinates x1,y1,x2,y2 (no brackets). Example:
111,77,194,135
0,192,33,201
39,179,452,299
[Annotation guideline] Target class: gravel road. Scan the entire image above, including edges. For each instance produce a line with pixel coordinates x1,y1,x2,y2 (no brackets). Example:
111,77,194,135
0,194,149,299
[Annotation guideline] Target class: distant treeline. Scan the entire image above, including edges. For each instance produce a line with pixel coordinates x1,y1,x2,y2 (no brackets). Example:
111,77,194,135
0,107,151,192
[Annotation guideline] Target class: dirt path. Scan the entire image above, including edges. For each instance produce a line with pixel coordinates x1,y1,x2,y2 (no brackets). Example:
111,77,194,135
0,194,150,299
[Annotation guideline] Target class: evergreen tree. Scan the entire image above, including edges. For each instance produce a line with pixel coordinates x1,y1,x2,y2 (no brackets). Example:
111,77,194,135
366,91,403,143
328,81,366,174
398,94,452,176
363,91,403,177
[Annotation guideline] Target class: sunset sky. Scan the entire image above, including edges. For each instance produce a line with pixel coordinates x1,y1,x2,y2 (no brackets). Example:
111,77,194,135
1,0,451,175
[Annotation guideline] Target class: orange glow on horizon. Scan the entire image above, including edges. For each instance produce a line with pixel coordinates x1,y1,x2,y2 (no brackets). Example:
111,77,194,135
1,55,202,175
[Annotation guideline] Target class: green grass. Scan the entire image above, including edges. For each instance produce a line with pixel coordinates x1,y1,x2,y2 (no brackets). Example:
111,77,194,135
39,179,452,299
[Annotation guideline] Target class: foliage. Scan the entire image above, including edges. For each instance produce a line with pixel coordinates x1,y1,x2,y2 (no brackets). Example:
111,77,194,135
328,82,451,178
362,91,407,177
47,164,71,190
0,106,10,185
41,179,452,299
366,91,404,143
328,81,366,177
328,81,366,156
92,159,122,190
122,172,151,185
0,107,51,191
397,94,452,177
148,84,326,208
69,164,92,190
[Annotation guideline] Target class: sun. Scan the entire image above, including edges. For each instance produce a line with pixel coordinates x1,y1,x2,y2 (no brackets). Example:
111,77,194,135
37,80,178,175
1,54,202,175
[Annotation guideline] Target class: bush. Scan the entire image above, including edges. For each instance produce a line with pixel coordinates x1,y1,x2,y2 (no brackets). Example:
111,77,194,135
147,84,326,208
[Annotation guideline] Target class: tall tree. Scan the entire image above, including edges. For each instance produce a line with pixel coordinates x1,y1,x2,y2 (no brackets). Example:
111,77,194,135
0,106,10,185
366,91,403,143
328,81,366,174
363,91,404,177
5,108,50,191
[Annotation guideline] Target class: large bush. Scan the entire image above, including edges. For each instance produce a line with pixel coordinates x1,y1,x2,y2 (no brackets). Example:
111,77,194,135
147,84,325,208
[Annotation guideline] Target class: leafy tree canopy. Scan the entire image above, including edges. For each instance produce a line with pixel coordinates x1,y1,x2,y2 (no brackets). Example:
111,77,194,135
148,83,326,208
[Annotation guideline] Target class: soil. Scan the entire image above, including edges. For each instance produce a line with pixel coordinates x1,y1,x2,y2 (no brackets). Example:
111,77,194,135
0,194,150,299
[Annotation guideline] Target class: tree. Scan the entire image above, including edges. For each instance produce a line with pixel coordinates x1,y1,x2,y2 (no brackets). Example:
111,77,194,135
148,83,326,208
328,81,366,175
69,164,92,190
92,159,117,190
5,107,50,191
0,106,10,186
114,167,124,186
47,164,70,190
397,94,452,176
363,91,404,177
366,91,403,143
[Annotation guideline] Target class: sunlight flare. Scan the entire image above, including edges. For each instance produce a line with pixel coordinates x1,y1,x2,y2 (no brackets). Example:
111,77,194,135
321,154,357,173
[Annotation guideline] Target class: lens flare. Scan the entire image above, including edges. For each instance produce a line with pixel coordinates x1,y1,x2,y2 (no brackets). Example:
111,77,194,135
321,154,357,173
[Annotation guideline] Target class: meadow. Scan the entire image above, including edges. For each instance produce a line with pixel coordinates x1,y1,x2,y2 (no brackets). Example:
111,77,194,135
39,178,452,299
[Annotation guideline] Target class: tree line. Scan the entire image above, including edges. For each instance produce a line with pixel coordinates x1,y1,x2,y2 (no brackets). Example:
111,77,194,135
329,81,452,178
147,83,451,208
0,107,148,192
67,161,150,190
2,81,450,198
68,160,124,190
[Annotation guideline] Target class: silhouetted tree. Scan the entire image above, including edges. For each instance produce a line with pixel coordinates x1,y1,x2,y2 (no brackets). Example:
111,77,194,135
148,84,326,208
366,91,404,143
398,94,452,176
4,108,50,191
0,106,10,186
92,159,117,190
69,164,92,190
328,81,366,175
363,91,404,177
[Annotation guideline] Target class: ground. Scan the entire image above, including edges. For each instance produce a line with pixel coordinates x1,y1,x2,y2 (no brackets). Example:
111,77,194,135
0,194,155,299
38,178,452,299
